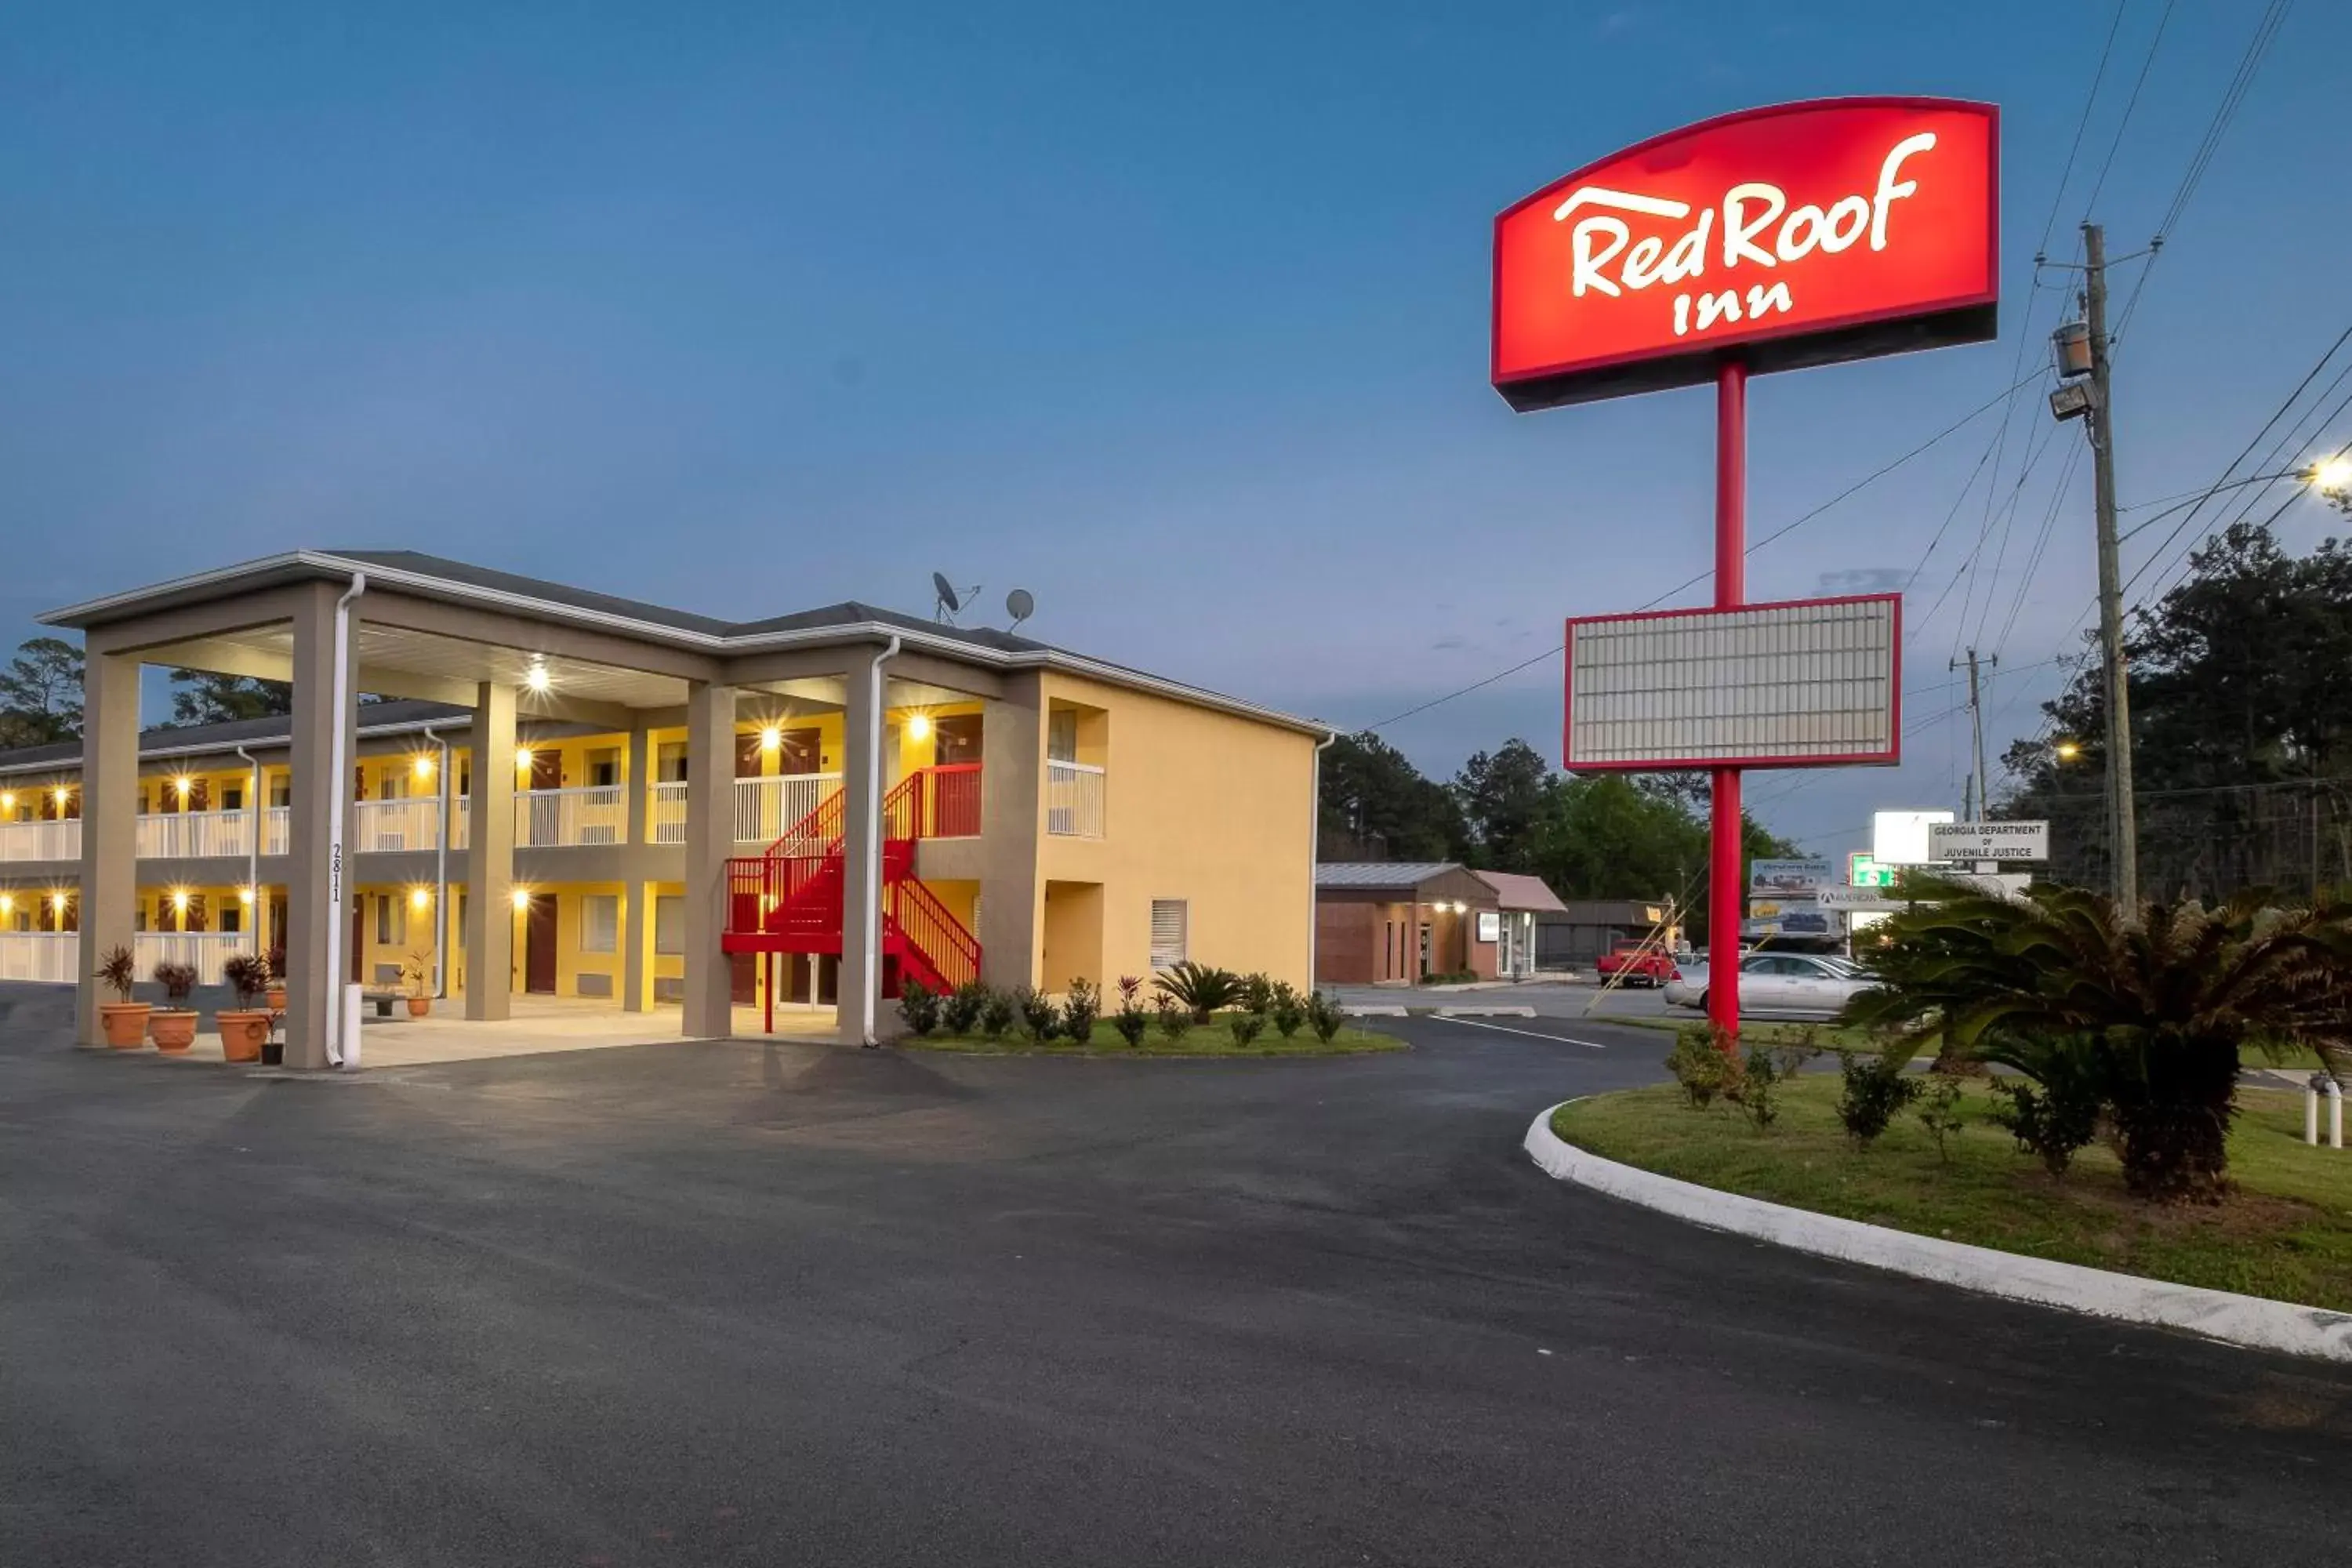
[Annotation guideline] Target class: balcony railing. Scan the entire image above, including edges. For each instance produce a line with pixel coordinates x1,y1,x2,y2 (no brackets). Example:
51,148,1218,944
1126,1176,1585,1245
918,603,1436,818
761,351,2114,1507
1046,760,1105,838
0,931,78,983
652,781,688,844
136,930,254,986
0,818,81,863
352,797,459,853
136,808,260,861
516,785,626,848
735,774,840,844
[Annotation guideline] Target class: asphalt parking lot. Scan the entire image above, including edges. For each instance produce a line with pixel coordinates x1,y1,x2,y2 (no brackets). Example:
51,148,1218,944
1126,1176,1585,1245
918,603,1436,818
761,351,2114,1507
4,982,2348,1566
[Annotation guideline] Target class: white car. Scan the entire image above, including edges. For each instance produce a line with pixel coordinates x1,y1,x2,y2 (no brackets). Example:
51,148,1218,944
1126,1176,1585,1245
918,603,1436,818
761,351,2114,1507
1663,952,1874,1021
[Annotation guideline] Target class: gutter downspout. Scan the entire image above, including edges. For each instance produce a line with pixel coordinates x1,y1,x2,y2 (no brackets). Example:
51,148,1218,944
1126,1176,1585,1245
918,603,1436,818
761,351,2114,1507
234,746,261,957
322,572,366,1066
857,634,902,1047
1309,731,1335,995
421,723,451,1000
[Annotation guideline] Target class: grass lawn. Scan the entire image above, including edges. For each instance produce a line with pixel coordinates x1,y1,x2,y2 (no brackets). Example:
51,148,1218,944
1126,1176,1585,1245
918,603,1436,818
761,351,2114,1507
1552,1076,2352,1312
1587,1011,1871,1050
902,1018,1403,1058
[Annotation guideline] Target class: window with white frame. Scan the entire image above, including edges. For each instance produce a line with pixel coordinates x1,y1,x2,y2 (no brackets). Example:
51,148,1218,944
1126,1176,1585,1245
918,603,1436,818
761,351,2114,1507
1149,899,1188,970
655,895,684,955
581,894,619,954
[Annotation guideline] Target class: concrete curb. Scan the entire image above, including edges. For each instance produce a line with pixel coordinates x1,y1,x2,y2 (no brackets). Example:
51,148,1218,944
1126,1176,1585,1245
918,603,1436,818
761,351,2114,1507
1523,1102,2352,1364
1434,1006,1539,1018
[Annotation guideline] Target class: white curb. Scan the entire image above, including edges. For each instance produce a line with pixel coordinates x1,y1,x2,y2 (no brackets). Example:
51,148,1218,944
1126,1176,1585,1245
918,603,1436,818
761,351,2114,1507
1524,1103,2352,1364
1436,1006,1539,1018
1347,1005,1410,1018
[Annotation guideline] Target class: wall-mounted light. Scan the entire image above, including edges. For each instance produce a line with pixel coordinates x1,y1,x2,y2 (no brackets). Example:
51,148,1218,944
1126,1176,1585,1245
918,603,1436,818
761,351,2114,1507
905,713,932,742
173,776,193,798
759,726,782,751
413,754,435,779
510,888,533,912
50,891,67,912
171,889,191,913
409,887,432,911
53,787,71,807
238,886,256,905
0,894,13,916
524,662,551,694
0,792,14,811
514,747,535,771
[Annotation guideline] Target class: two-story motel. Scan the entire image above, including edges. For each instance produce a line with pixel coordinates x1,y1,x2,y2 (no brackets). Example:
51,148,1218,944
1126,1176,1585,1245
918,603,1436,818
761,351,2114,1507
5,550,1328,1068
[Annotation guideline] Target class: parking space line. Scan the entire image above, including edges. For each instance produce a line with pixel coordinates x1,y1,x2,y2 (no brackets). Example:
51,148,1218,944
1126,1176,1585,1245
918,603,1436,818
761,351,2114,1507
1435,1016,1610,1050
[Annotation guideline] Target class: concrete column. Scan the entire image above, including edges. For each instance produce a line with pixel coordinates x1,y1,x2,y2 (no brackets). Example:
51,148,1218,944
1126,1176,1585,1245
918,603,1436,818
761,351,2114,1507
285,583,360,1069
839,652,888,1043
681,681,737,1038
976,673,1043,992
463,681,516,1022
622,724,652,1011
74,649,141,1047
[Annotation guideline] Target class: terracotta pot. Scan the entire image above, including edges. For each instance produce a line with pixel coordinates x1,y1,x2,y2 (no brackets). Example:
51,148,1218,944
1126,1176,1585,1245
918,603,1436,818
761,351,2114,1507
265,986,288,1011
100,1002,152,1050
147,1010,198,1053
216,1010,271,1064
405,996,431,1018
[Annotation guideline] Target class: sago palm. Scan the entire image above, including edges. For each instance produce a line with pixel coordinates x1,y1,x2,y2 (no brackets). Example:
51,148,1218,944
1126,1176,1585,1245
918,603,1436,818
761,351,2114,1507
1844,879,2350,1200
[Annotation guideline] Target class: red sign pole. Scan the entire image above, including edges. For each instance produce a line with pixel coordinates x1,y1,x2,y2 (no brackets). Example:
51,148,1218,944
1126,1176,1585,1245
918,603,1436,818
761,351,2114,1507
1709,359,1747,1048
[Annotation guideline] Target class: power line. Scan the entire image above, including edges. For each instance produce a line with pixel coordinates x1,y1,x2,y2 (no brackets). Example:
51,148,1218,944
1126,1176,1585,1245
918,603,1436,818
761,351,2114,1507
2080,0,2177,217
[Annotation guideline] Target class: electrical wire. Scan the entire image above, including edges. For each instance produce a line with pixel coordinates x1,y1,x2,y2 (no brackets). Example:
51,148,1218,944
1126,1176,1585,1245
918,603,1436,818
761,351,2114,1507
2079,0,2177,218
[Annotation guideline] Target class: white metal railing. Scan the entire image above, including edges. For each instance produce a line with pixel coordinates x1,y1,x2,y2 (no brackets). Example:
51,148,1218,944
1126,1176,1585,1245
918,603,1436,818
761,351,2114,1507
136,808,258,860
735,774,840,844
652,782,688,844
263,806,289,856
0,818,80,862
1046,760,1105,838
516,785,625,848
136,930,253,986
353,797,451,852
0,931,78,983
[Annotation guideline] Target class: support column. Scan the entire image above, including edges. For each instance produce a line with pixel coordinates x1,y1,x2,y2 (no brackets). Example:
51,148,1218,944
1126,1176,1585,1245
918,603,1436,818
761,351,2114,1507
977,673,1043,991
285,583,359,1069
681,681,736,1038
622,724,652,1011
74,649,141,1047
840,654,886,1043
464,681,516,1022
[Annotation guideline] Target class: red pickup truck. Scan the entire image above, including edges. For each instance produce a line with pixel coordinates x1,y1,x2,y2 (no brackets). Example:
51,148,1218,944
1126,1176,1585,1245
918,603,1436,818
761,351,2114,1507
1595,942,1675,988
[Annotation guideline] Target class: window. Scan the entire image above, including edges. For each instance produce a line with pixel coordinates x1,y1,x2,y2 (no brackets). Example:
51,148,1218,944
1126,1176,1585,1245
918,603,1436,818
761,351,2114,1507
270,776,292,808
655,895,684,955
220,904,242,935
581,894,619,954
658,742,688,783
586,749,620,789
1047,709,1078,764
1149,899,1188,970
222,785,243,811
375,894,405,947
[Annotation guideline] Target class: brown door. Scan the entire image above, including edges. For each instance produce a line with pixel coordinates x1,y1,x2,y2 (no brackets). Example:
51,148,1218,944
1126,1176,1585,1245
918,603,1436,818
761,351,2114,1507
779,727,822,775
529,750,563,792
729,953,757,1005
932,713,982,766
524,895,557,993
735,731,765,779
351,903,366,982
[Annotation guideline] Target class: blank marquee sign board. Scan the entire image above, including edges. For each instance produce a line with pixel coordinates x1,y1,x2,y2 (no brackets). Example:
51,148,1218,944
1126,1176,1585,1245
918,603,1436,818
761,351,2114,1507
1495,96,1998,1042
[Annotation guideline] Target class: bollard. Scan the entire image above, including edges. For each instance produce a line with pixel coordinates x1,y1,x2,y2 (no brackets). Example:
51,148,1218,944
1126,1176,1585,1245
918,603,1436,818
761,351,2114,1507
2314,1075,2345,1150
2331,1077,2344,1152
2309,1077,2321,1146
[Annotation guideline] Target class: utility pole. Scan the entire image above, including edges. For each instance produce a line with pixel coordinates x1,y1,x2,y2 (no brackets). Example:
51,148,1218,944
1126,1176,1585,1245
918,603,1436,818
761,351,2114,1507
2084,223,2139,912
1951,648,1994,821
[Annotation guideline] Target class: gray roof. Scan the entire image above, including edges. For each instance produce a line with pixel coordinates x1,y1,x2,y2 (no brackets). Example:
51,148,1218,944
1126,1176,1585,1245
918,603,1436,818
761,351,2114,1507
1314,862,1469,892
0,699,472,775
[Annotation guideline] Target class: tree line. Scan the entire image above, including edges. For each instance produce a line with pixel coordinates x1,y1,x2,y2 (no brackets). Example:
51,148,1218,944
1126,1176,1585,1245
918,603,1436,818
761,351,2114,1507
1318,732,1796,938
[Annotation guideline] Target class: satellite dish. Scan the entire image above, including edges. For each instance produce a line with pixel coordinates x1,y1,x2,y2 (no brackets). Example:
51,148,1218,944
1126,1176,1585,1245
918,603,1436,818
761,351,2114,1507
1005,588,1035,632
931,572,961,622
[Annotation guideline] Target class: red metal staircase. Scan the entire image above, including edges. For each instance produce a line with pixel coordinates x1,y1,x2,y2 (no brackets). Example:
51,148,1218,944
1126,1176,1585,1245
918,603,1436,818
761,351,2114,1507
721,764,982,1011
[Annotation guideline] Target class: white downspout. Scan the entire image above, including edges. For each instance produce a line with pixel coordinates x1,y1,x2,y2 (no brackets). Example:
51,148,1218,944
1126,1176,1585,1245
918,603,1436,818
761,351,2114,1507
1309,731,1335,995
234,745,261,956
858,634,902,1047
322,572,366,1066
422,723,451,1000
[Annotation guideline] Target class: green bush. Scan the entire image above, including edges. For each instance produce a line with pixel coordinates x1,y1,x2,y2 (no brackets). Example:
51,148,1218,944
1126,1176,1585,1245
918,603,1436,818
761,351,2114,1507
1153,994,1192,1040
1155,961,1241,1022
1014,985,1059,1041
978,989,1016,1039
1988,1052,2103,1178
1915,1071,1966,1162
1060,978,1100,1044
942,981,989,1035
1305,990,1347,1044
1729,1041,1781,1131
1240,972,1276,1014
1112,1003,1150,1047
1269,987,1307,1039
1834,1047,1919,1146
1666,1024,1736,1109
1227,1011,1265,1046
897,979,942,1036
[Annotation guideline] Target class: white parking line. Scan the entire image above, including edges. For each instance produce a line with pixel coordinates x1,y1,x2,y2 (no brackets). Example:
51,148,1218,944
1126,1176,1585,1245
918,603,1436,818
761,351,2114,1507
1435,1016,1610,1050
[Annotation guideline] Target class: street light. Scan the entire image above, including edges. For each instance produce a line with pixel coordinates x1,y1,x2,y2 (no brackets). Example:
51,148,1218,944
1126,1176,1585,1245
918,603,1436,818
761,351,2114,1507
2313,454,2352,494
2053,739,2082,762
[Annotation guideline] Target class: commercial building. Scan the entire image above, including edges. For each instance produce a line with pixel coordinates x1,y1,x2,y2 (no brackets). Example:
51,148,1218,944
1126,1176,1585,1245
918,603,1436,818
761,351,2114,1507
1312,862,1548,984
9,550,1327,1065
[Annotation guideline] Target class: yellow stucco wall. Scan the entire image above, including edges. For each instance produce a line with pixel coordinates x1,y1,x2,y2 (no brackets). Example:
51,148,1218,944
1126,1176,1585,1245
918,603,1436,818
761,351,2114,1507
1033,673,1316,991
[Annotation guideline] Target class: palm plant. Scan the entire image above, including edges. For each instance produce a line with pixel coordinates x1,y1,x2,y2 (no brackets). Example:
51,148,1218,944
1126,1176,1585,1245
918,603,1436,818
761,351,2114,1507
1842,877,2351,1201
1153,961,1240,1023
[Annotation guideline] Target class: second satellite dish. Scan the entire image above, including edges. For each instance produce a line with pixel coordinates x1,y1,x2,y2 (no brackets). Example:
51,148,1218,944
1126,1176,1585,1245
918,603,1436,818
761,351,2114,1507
1005,588,1035,632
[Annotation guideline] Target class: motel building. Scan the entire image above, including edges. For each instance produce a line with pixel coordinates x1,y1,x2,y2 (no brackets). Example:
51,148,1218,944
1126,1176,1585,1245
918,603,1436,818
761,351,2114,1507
5,550,1325,1067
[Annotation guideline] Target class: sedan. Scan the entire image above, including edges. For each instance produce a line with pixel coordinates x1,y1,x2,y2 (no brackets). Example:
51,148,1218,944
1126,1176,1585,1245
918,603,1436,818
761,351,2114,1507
1662,952,1874,1021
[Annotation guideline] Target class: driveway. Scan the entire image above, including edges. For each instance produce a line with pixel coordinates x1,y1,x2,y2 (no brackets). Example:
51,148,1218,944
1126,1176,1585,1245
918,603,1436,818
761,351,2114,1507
3,985,2348,1565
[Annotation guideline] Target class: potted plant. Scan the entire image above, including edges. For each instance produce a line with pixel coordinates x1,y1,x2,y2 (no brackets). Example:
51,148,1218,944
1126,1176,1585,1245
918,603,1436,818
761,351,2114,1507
261,1007,285,1068
95,945,151,1049
216,953,272,1063
264,945,288,1011
147,960,201,1053
403,951,433,1018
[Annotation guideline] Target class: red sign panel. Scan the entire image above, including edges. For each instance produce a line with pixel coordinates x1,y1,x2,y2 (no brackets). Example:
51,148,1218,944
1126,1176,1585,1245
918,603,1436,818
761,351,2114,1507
1494,98,1998,410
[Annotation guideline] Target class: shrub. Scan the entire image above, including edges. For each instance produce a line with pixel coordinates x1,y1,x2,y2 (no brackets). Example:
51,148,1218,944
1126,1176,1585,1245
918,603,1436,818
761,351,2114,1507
1240,972,1276,1015
1988,1047,2105,1178
978,988,1017,1039
942,981,989,1035
1269,987,1307,1039
1666,1022,1737,1109
1114,975,1146,1009
1834,1047,1919,1146
221,953,270,1011
898,978,942,1036
1305,990,1347,1044
152,961,198,1006
96,944,138,1003
1227,1011,1265,1046
1417,968,1479,986
1769,1025,1824,1084
1727,1040,1780,1131
1060,978,1100,1044
1915,1070,1966,1163
1014,985,1059,1041
1153,993,1192,1040
1112,1000,1150,1047
1155,961,1241,1022
265,945,286,985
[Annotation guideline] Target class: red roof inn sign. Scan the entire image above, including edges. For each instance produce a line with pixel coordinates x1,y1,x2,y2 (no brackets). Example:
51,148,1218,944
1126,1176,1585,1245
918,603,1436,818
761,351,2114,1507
1494,98,1998,1043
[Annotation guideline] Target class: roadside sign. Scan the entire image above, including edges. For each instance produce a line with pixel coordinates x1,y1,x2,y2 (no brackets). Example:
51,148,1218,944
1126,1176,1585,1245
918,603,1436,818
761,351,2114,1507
1751,857,1836,898
1872,808,1954,865
1929,820,2049,862
1819,887,1906,912
1847,853,1899,887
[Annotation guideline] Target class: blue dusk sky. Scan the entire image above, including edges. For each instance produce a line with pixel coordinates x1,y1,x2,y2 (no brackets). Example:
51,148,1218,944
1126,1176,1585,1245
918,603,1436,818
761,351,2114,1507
4,2,2346,862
